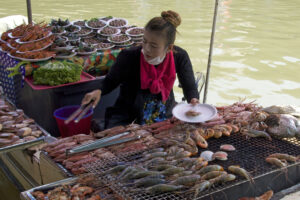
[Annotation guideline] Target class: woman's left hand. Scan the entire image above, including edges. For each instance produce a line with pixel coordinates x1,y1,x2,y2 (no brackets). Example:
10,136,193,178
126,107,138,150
190,98,199,105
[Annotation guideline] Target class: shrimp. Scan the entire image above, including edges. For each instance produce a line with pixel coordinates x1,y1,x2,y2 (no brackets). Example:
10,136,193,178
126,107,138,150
192,181,211,198
106,165,128,174
131,171,163,180
265,157,287,168
143,152,168,160
228,165,254,183
201,171,227,181
175,151,192,159
150,164,175,171
197,165,224,175
133,177,166,188
209,173,236,185
170,175,201,186
241,128,272,141
146,184,183,194
161,167,185,176
191,129,208,148
268,153,297,162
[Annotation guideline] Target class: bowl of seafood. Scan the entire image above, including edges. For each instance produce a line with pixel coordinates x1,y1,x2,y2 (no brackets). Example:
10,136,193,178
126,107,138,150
108,34,131,44
71,20,87,27
65,25,81,34
82,37,103,45
85,19,107,30
77,27,93,37
125,27,144,37
97,27,120,37
76,43,97,55
108,18,128,28
94,42,115,51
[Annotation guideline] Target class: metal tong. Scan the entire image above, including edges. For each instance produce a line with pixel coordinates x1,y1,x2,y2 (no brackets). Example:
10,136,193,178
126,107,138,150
66,131,141,156
64,100,94,124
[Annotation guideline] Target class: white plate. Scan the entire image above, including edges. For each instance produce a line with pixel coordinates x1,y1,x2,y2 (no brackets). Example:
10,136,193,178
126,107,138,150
94,43,115,51
77,29,93,37
172,103,217,123
8,53,53,62
97,28,120,37
108,18,128,28
76,48,97,55
15,32,52,44
16,42,53,53
65,25,81,34
85,20,107,30
8,32,23,39
52,30,66,36
71,20,87,27
55,51,77,59
108,35,131,44
52,46,74,51
125,27,144,37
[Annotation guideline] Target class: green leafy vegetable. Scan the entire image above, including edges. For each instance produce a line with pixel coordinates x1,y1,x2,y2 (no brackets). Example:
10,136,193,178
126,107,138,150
33,61,82,86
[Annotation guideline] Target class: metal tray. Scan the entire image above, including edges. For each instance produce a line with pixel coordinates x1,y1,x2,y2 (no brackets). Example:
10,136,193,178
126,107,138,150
0,97,53,153
85,135,300,200
21,177,77,200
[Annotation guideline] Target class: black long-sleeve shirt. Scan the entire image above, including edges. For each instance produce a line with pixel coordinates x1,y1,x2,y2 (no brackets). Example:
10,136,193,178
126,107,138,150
100,45,199,125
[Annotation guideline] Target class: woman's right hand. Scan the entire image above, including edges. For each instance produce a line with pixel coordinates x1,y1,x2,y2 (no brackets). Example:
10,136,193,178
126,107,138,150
81,89,102,108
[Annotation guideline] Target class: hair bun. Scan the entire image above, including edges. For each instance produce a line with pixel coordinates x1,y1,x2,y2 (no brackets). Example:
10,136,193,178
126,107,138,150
161,10,181,28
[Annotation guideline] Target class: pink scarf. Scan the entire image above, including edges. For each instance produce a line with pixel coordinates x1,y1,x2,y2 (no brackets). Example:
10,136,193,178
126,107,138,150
140,50,176,102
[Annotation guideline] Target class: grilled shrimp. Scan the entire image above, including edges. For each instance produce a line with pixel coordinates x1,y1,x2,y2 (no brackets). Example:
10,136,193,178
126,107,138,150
150,164,175,171
146,184,184,194
131,171,163,180
191,129,208,148
265,157,287,168
167,146,185,156
161,167,185,176
170,174,201,186
268,153,297,162
228,165,254,183
107,165,128,174
209,174,236,185
201,171,227,181
241,128,272,141
134,177,166,188
143,152,168,160
144,157,166,166
144,148,165,155
197,165,224,175
175,151,192,159
192,181,211,198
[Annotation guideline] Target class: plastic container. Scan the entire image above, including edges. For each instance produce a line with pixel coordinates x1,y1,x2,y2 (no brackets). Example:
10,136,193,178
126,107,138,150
54,105,93,137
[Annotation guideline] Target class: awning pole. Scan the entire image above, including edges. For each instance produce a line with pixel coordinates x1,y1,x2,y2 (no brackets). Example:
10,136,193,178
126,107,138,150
26,0,33,24
203,0,219,103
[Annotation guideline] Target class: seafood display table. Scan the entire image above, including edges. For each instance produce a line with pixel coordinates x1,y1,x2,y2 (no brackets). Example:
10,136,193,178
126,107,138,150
0,51,120,136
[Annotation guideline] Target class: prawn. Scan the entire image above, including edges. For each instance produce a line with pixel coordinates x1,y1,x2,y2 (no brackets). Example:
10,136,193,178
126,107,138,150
228,165,254,184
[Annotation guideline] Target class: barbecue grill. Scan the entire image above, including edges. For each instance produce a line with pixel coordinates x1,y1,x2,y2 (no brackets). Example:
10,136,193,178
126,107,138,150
85,134,300,200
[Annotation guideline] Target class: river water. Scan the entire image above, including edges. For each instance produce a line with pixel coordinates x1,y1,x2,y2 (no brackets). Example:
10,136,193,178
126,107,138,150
1,0,299,106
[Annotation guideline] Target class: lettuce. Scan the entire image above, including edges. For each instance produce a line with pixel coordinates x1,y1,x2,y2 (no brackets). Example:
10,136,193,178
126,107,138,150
33,61,82,86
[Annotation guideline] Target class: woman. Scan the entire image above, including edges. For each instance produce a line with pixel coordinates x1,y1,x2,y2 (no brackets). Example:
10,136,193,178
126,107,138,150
82,10,199,128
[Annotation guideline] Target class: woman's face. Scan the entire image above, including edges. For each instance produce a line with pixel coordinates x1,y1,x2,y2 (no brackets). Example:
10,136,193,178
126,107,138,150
142,30,171,61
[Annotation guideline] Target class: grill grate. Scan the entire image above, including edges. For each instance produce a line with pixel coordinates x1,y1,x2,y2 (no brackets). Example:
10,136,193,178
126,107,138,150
85,134,300,200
